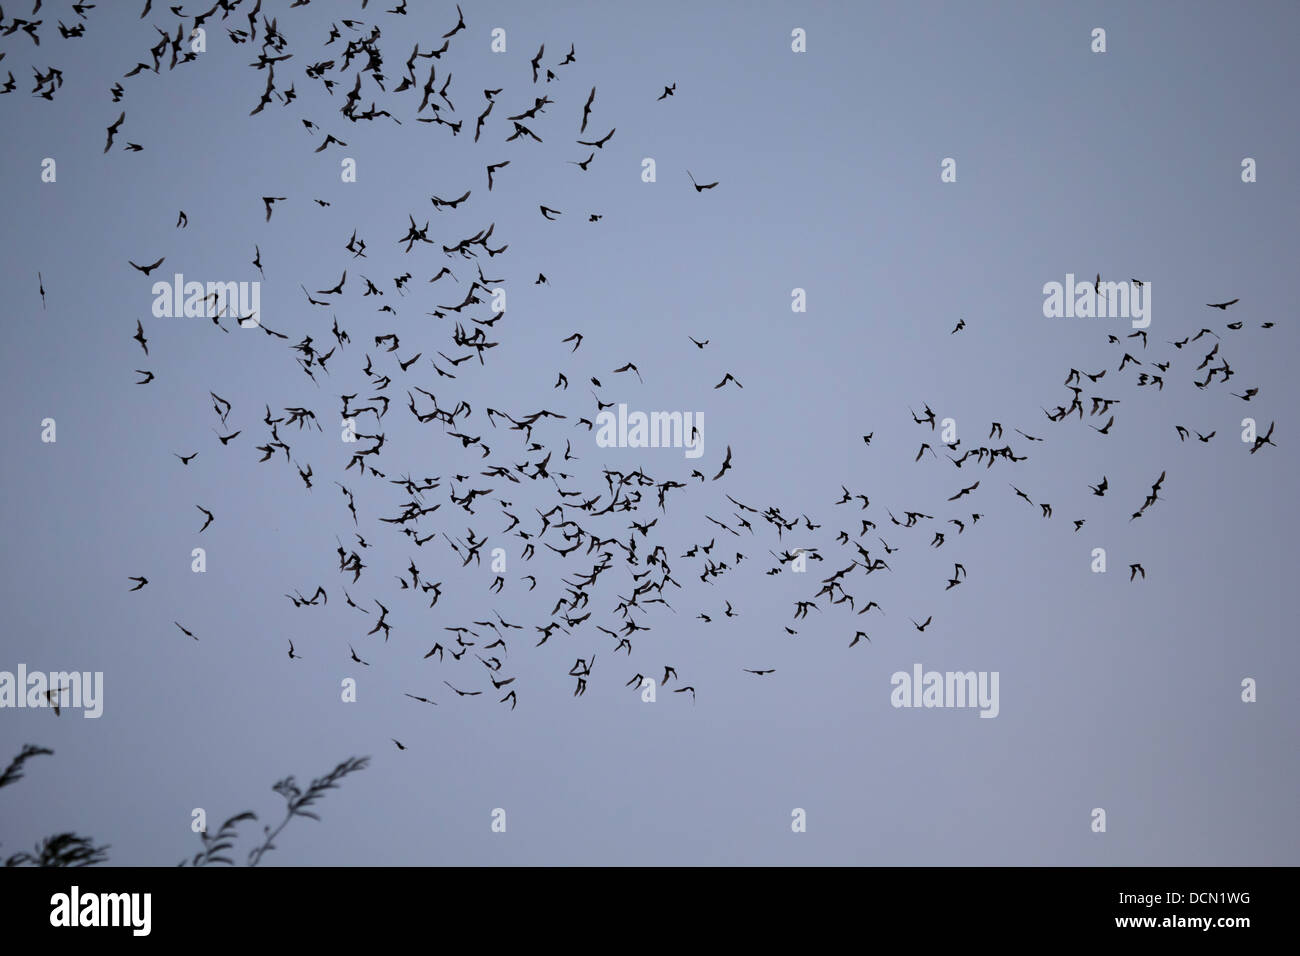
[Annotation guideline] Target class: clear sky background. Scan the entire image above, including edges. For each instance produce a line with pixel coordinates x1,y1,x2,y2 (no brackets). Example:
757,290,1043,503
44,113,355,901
0,0,1296,865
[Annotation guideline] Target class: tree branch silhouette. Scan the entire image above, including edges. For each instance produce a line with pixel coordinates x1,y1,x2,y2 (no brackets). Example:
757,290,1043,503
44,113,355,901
1,744,369,867
2,744,110,867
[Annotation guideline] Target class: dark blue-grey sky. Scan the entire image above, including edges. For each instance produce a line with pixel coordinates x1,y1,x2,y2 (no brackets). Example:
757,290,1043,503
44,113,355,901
1,0,1296,866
